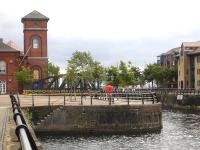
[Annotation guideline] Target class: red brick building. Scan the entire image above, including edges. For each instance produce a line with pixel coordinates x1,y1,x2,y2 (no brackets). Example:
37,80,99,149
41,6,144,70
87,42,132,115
0,10,49,94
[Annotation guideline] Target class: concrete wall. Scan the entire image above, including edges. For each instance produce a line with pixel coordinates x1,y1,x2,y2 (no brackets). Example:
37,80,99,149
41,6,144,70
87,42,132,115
27,105,162,134
158,94,200,113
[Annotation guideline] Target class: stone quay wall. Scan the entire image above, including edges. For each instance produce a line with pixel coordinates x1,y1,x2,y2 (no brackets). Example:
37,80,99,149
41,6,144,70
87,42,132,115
24,104,162,135
158,94,200,113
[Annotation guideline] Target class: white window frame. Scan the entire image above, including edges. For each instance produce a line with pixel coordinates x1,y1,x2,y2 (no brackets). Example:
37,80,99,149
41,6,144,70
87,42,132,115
32,37,40,49
0,80,6,94
0,61,6,74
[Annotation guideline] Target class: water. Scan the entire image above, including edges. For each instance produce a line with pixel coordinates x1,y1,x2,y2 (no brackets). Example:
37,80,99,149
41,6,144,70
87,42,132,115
38,111,200,150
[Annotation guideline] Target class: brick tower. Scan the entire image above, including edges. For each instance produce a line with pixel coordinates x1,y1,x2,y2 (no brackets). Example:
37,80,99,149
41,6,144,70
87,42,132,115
21,10,49,80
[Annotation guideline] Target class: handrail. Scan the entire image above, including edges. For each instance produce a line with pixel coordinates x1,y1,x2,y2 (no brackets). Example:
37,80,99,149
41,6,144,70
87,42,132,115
10,94,38,150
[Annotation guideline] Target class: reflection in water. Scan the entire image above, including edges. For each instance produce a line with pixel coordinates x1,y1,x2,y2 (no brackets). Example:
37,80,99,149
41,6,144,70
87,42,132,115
38,111,200,150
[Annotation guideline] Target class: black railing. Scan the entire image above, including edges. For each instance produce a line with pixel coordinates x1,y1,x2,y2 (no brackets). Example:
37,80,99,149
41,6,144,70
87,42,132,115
95,92,158,104
10,94,38,150
25,91,158,107
23,88,200,95
134,88,200,95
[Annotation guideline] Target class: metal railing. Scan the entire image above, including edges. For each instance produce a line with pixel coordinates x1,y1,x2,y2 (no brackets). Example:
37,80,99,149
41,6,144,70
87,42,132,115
17,91,159,108
23,88,200,95
10,94,38,150
134,88,200,95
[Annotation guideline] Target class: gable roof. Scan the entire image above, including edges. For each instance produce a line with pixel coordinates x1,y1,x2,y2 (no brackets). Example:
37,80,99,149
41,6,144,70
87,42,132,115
182,41,200,47
0,38,20,52
158,47,180,57
21,10,49,22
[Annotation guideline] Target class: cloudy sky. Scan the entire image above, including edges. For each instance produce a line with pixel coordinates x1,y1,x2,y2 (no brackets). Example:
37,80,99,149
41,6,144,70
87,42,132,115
1,0,200,72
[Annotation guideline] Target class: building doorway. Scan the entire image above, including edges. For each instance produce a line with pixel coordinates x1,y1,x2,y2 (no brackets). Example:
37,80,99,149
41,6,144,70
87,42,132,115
0,80,6,94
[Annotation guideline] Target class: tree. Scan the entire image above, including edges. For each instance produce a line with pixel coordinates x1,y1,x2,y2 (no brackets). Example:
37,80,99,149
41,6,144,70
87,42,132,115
15,66,34,92
106,61,141,87
164,65,178,88
106,66,121,86
66,63,79,88
44,62,60,77
143,64,166,87
66,50,105,89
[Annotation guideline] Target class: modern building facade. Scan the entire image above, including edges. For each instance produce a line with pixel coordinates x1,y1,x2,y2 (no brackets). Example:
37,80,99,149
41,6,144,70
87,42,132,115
178,41,200,89
0,10,49,94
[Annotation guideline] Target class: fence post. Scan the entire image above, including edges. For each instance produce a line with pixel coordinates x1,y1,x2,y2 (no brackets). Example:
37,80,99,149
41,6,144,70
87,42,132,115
127,93,129,105
152,93,155,104
64,94,66,106
107,93,110,106
141,94,144,105
81,94,83,105
32,94,34,107
48,95,50,106
90,95,93,105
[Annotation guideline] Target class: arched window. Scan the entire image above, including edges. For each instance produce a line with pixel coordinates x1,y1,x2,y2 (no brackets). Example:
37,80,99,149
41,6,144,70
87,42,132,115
0,61,6,74
33,69,39,80
32,37,40,49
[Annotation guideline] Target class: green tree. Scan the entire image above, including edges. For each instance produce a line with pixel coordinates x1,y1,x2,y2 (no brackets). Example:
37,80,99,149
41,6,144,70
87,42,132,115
143,63,166,87
66,50,105,88
164,65,178,87
44,62,60,77
66,63,78,88
106,61,141,87
15,66,34,91
106,66,121,86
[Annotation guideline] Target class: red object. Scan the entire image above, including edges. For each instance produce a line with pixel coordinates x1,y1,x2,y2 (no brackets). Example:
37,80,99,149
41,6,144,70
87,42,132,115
105,85,113,93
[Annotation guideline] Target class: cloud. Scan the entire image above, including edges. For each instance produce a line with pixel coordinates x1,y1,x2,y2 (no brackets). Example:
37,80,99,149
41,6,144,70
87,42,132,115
1,0,200,73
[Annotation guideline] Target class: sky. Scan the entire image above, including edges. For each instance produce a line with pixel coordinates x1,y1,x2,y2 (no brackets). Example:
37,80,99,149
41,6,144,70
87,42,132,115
1,0,200,73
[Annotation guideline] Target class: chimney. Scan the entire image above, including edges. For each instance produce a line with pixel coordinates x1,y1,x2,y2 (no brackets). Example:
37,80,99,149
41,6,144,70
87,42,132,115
0,38,3,43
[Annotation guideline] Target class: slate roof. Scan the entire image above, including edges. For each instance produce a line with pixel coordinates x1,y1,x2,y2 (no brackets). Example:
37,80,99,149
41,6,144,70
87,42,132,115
158,47,180,56
182,41,200,47
21,10,49,22
0,38,19,52
164,47,180,55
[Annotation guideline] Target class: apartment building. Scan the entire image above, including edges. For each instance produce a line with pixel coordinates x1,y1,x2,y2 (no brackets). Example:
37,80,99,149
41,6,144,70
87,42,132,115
178,41,200,89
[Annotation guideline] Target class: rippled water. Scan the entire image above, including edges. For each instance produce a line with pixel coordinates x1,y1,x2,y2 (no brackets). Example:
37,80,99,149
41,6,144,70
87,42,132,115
38,111,200,150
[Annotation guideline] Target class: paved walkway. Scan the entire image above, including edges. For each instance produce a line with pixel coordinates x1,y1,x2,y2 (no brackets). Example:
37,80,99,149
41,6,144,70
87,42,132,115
0,107,8,150
0,95,10,150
